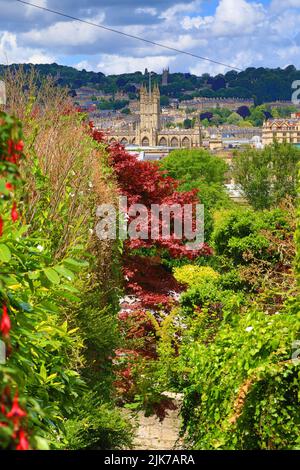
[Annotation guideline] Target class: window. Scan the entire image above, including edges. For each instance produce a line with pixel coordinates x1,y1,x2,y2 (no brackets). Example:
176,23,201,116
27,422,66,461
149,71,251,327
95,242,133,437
182,137,190,147
159,137,167,146
170,137,179,147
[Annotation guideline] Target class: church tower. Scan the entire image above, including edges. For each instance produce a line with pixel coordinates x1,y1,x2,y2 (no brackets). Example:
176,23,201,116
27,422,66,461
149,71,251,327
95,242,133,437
162,67,169,86
137,83,160,146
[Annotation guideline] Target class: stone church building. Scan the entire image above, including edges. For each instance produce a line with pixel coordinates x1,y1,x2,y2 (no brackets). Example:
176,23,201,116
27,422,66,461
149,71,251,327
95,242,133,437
107,84,203,148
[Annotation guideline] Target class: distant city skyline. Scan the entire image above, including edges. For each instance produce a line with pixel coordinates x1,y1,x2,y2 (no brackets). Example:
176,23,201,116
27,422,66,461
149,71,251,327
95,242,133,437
1,0,300,75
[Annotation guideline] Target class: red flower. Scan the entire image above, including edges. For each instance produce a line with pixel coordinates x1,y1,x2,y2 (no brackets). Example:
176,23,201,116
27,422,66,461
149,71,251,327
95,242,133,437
15,140,24,152
0,217,3,237
16,429,29,451
0,304,11,338
7,139,14,154
11,202,18,222
6,393,26,420
5,182,13,191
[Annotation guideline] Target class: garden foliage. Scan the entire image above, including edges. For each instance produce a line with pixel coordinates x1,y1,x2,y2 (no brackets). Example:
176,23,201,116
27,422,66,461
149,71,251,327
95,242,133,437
0,68,132,450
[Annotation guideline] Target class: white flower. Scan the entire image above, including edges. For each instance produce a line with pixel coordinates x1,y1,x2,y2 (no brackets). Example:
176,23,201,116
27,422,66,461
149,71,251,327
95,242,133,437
88,182,93,188
37,245,44,252
168,290,181,301
245,326,254,332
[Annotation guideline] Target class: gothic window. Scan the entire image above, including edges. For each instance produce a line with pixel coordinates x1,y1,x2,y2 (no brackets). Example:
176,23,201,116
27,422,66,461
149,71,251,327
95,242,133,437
159,137,167,146
182,137,190,147
170,137,179,147
120,137,128,145
142,136,149,146
109,138,116,143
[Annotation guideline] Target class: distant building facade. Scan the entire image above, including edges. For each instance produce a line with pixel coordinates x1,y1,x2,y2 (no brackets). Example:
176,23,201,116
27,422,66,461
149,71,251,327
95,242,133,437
179,97,254,112
106,84,203,148
262,113,300,146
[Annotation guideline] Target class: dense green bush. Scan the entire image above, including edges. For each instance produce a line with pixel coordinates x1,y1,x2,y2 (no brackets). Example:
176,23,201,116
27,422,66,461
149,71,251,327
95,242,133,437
212,207,290,265
170,198,298,449
180,301,300,449
63,394,133,450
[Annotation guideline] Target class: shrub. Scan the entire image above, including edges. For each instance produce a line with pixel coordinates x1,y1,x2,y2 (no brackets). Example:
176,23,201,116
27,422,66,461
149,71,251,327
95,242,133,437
212,207,291,265
173,265,219,287
64,396,133,450
0,112,86,449
174,193,299,449
180,303,300,449
1,69,132,450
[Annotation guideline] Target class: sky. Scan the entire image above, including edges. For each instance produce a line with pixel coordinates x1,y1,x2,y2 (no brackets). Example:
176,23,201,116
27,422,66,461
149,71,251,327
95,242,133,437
1,0,300,75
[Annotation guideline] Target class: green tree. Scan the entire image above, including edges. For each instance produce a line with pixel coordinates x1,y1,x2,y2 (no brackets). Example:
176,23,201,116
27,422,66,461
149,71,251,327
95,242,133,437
248,105,267,126
161,148,228,185
233,142,300,209
160,95,170,107
183,118,193,129
227,112,243,125
160,149,231,219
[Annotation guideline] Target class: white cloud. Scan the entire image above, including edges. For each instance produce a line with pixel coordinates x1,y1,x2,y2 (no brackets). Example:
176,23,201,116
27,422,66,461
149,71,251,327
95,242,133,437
96,54,176,74
271,11,300,38
276,45,300,64
0,31,54,64
180,0,266,38
2,0,300,76
271,0,300,12
162,33,207,51
181,16,213,31
233,49,264,69
135,7,157,16
159,0,202,20
21,13,106,48
212,0,266,36
75,60,93,71
28,52,55,64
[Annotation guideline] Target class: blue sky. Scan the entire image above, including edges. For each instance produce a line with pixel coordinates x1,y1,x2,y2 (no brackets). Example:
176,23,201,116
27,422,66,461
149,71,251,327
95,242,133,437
0,0,300,75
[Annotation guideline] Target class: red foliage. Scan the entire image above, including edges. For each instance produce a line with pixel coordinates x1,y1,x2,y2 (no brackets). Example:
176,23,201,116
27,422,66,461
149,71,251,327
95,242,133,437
90,128,212,258
90,124,213,408
123,256,182,309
